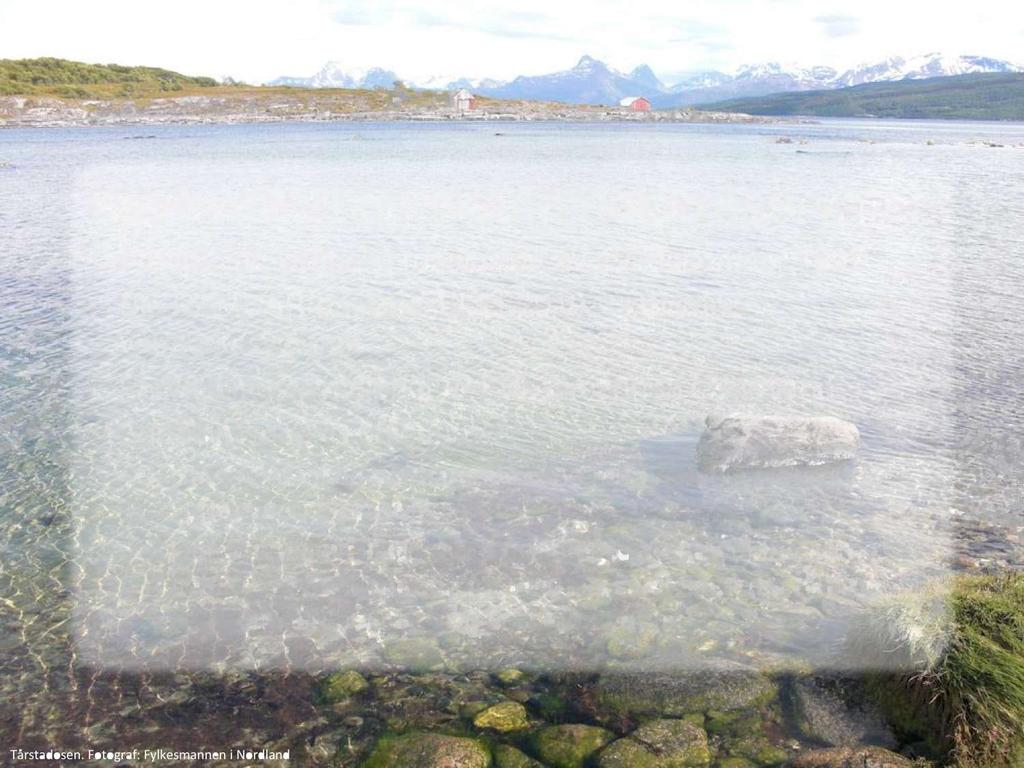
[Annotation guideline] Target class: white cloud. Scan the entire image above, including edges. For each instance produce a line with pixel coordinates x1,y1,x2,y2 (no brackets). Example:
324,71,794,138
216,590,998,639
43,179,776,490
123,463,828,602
0,0,1022,83
814,14,862,39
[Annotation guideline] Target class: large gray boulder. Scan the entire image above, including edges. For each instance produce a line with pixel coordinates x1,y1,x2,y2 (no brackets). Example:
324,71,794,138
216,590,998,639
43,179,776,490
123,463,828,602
790,676,896,749
697,415,860,474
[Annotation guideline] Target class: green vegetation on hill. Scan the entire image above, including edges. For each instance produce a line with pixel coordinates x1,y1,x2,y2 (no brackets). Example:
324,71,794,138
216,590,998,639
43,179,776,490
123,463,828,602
0,57,218,98
701,73,1024,120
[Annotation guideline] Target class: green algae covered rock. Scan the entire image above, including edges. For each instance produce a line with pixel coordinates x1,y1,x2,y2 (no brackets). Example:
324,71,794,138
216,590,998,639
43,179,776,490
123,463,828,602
597,719,711,767
493,744,545,768
533,724,615,768
494,668,525,687
461,701,493,720
701,708,788,766
316,670,369,704
784,746,922,768
473,701,529,733
716,759,756,768
725,735,787,767
363,732,491,768
593,671,778,720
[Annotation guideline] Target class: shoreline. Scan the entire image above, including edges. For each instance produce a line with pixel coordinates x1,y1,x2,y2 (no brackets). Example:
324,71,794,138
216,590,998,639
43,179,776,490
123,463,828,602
0,92,775,129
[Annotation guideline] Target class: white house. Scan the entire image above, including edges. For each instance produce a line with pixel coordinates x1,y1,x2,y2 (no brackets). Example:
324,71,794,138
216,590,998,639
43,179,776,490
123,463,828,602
450,88,477,113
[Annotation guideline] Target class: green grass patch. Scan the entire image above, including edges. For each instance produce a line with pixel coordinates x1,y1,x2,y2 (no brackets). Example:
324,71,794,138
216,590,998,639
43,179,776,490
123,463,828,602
860,573,1024,767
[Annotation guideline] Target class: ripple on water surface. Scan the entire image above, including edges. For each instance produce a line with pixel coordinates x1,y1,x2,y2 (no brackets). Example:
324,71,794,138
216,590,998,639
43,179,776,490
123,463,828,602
2,120,1023,678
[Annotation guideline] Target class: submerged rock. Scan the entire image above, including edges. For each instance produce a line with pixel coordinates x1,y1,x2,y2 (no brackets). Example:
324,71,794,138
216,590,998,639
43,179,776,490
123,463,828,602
592,670,778,720
697,415,860,473
604,618,659,660
493,668,525,687
597,719,712,767
706,709,789,766
784,746,922,767
363,732,491,767
316,670,369,704
473,701,529,732
493,744,545,768
790,676,895,749
382,637,445,671
533,724,615,768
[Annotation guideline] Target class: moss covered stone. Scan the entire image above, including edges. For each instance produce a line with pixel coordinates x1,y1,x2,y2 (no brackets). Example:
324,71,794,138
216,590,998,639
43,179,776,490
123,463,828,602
784,746,920,768
705,710,759,737
362,732,492,768
533,724,615,768
725,735,787,767
316,670,369,704
716,759,756,768
597,719,711,767
529,690,569,722
593,671,778,720
493,744,545,768
461,701,492,720
473,701,529,733
494,669,525,687
702,708,787,765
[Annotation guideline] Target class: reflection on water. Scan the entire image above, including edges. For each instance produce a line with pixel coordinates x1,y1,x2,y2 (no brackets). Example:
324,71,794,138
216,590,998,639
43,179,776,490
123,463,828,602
1,119,1022,747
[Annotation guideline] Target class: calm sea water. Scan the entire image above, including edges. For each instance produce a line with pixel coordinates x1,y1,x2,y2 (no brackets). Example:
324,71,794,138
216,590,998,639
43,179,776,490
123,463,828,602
1,119,1023,676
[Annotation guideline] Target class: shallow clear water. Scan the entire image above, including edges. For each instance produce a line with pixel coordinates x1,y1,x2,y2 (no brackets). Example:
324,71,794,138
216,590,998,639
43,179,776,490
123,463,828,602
1,119,1023,677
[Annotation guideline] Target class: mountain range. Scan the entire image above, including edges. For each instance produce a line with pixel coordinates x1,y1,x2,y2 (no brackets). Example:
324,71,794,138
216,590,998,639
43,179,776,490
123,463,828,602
269,53,1024,108
270,63,400,90
702,72,1024,121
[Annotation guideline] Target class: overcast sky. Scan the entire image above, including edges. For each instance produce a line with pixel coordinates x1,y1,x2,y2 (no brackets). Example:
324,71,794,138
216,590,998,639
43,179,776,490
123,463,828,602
2,0,1023,84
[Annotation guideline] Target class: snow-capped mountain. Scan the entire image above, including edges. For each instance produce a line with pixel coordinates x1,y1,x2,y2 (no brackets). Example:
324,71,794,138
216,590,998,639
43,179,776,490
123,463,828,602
269,61,399,89
662,54,1021,107
476,55,662,105
658,63,837,106
629,64,665,92
416,75,507,92
668,71,733,91
834,53,1023,87
267,53,1024,107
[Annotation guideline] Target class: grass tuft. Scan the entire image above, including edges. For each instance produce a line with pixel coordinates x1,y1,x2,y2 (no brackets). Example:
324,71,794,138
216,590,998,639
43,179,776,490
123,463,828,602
852,573,1024,767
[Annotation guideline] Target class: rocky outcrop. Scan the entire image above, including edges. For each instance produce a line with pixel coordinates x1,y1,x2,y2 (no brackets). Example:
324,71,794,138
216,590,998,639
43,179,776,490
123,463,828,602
697,415,860,473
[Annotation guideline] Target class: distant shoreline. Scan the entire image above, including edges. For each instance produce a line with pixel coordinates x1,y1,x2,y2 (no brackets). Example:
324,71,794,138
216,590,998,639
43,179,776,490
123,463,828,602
0,91,773,129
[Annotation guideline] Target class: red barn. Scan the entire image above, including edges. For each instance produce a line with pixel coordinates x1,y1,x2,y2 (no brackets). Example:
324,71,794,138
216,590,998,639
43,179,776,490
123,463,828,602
619,96,652,112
